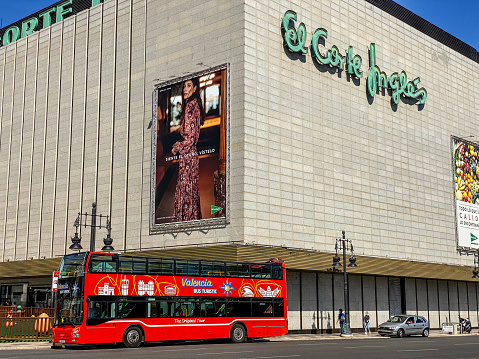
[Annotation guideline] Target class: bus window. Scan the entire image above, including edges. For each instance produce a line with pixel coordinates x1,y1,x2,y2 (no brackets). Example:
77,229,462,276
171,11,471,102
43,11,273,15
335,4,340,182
88,302,100,318
156,300,174,317
272,264,283,280
87,301,116,321
58,252,87,278
226,298,251,317
175,260,199,275
174,304,185,317
251,264,271,279
148,301,157,318
148,259,174,275
226,263,250,277
273,300,284,317
174,298,200,317
89,254,117,273
252,300,273,317
202,299,226,317
118,301,147,319
119,257,146,274
191,302,201,317
200,261,225,277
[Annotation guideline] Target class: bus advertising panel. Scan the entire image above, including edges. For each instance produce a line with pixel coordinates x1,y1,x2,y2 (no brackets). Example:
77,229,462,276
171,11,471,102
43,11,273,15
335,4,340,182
453,136,479,249
85,274,283,299
151,65,228,231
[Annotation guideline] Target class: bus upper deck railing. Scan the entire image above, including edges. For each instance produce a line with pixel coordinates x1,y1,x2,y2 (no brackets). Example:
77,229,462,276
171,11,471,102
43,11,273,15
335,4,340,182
60,253,284,280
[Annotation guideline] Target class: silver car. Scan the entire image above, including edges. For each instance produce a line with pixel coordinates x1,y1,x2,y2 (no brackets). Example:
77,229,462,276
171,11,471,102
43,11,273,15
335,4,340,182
378,315,429,338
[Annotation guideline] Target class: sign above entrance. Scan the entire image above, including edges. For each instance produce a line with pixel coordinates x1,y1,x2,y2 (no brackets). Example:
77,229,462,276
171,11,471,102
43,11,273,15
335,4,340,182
281,10,427,106
0,0,105,48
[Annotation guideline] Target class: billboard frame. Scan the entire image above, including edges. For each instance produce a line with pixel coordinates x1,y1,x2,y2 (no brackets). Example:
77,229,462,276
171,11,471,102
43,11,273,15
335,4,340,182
149,63,230,234
452,135,479,251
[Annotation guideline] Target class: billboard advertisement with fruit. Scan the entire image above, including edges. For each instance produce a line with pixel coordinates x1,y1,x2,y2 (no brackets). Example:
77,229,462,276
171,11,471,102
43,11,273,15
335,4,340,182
453,137,479,249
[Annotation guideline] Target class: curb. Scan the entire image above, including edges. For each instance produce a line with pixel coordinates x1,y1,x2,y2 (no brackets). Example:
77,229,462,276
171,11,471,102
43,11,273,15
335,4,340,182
268,330,479,341
0,342,51,350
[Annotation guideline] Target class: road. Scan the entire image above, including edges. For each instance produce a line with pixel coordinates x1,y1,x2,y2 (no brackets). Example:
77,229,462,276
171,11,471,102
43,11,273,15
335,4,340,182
2,336,479,359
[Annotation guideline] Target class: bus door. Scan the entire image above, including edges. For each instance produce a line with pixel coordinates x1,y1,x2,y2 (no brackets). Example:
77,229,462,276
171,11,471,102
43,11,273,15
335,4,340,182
86,298,117,343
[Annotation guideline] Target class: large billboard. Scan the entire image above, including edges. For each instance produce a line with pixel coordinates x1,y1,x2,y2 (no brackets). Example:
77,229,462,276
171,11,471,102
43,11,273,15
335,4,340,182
151,65,228,232
453,136,479,249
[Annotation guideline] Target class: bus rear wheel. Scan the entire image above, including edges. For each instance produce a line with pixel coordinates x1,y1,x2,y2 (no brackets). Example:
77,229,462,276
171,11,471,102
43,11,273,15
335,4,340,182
230,323,246,343
123,326,142,348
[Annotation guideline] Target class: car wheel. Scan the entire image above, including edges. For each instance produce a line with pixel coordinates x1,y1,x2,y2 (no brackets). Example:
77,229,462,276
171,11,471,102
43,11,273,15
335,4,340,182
422,328,429,337
123,326,142,348
397,329,404,338
230,323,246,343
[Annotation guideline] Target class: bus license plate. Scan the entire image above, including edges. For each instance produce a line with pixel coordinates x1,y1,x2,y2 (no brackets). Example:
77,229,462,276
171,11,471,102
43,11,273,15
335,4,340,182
59,340,65,343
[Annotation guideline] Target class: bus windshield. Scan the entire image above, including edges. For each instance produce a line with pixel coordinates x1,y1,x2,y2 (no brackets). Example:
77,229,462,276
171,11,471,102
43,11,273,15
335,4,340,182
59,252,87,279
56,295,84,326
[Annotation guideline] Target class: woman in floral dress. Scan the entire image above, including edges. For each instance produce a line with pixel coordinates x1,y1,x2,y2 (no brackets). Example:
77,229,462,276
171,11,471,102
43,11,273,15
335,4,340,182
171,78,205,221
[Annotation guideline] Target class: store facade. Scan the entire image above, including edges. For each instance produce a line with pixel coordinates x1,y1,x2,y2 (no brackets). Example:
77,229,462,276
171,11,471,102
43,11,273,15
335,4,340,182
0,0,479,332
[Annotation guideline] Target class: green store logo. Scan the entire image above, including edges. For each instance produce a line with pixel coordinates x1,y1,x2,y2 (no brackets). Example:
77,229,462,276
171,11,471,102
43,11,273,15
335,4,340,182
0,0,104,47
281,10,427,106
472,233,478,243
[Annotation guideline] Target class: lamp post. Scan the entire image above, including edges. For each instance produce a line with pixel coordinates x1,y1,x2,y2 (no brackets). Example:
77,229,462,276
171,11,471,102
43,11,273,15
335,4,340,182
69,202,114,252
332,230,357,336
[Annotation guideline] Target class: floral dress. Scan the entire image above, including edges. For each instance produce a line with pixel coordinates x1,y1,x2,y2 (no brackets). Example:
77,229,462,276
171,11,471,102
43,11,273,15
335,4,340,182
172,99,202,221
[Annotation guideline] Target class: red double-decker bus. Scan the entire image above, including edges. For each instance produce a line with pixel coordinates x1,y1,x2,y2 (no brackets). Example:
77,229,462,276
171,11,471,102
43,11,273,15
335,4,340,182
52,252,287,348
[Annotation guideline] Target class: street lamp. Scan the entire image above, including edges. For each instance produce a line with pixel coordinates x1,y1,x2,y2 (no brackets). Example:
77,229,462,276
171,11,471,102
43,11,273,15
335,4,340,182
69,202,114,252
69,217,82,250
332,230,358,336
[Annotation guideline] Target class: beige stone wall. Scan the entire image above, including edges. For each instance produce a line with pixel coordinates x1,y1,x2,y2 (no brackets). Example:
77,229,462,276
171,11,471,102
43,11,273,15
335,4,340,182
242,0,479,266
1,0,479,270
0,0,246,262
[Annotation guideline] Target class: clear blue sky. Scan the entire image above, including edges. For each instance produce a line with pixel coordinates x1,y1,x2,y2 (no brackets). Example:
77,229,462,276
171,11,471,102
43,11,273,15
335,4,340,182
0,0,60,28
0,0,478,50
393,0,479,50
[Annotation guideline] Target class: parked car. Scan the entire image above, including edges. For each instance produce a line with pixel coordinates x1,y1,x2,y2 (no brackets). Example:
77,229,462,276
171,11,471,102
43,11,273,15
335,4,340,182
378,315,429,338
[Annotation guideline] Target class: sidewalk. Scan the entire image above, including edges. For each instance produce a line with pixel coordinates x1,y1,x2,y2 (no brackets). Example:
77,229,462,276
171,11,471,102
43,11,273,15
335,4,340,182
0,330,476,349
0,341,51,350
268,329,478,341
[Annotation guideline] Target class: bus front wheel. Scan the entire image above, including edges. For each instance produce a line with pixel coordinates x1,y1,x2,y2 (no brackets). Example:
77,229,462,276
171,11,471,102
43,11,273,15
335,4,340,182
230,323,247,343
123,326,142,348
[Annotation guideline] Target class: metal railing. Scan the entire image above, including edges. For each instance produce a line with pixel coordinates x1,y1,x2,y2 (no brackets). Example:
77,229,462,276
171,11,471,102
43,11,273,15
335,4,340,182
0,316,53,341
0,306,54,318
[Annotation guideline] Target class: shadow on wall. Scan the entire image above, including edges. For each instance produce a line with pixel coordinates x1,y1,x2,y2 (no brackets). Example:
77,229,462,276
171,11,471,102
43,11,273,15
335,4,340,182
319,310,332,334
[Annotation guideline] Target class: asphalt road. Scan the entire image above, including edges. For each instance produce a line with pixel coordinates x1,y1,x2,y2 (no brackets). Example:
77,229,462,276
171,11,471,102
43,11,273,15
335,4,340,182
2,336,479,359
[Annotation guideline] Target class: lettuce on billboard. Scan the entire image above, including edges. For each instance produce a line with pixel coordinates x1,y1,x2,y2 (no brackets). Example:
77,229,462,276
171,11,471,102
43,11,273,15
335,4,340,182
453,137,479,248
151,66,228,231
